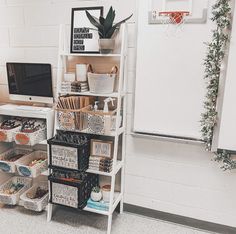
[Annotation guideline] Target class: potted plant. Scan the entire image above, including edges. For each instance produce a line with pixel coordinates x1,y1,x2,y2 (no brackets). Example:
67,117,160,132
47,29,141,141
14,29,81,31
86,6,133,54
90,186,102,202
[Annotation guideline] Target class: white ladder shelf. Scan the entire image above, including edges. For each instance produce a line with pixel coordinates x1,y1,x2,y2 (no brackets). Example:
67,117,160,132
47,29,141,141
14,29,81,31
47,23,128,234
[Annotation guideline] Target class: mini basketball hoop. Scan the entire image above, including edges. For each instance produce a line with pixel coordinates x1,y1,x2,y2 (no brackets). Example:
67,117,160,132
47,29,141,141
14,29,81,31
159,11,190,25
158,11,190,36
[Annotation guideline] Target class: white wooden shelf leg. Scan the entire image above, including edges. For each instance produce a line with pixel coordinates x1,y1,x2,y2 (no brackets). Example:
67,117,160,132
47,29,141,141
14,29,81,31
47,203,53,222
107,173,116,234
107,214,113,234
120,166,125,214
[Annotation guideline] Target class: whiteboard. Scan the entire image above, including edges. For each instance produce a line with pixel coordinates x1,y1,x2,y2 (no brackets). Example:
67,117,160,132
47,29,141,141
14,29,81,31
133,0,211,140
217,6,236,151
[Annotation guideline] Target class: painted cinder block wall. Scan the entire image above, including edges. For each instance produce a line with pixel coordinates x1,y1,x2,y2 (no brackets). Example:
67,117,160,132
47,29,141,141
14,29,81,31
0,0,236,227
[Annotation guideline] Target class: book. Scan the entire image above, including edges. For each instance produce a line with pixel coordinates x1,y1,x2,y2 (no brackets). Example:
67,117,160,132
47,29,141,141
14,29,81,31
87,198,109,210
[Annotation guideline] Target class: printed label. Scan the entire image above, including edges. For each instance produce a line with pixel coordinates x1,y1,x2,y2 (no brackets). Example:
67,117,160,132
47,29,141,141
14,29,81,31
52,183,78,208
51,145,78,169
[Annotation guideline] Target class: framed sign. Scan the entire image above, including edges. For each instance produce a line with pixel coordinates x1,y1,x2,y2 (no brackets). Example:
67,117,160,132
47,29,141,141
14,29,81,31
91,139,113,158
70,7,103,54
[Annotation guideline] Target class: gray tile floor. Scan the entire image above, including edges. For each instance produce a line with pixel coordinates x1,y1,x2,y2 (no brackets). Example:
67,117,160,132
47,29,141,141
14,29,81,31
0,206,214,234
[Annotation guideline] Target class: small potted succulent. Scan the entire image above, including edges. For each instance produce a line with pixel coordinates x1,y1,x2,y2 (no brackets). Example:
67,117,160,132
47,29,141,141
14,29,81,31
86,6,133,53
90,186,102,202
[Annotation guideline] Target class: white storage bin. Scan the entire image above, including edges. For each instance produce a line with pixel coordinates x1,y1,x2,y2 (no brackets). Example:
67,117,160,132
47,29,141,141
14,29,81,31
0,148,32,173
88,73,115,94
88,66,118,94
13,128,46,146
20,182,49,212
16,151,47,178
0,176,32,205
0,126,22,143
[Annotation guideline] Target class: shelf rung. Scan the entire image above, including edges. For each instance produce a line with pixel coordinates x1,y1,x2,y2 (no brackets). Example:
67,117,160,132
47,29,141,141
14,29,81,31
83,207,109,215
56,127,125,137
59,91,120,98
86,161,123,176
60,53,122,57
84,193,121,215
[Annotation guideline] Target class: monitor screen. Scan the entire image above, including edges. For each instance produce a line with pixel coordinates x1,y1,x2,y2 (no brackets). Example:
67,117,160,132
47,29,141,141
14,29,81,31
6,63,53,98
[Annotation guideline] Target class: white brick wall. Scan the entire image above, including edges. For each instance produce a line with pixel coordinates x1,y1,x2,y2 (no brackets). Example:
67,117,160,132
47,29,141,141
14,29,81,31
0,0,236,228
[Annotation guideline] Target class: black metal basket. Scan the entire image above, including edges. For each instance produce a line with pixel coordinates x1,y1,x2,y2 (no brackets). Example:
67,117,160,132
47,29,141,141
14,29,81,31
47,131,90,172
49,171,98,209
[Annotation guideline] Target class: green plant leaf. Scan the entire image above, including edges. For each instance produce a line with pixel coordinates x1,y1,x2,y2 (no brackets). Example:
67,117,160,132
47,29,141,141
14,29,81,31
99,16,106,38
104,6,116,34
85,10,104,32
113,14,133,29
105,14,133,38
98,29,105,38
87,27,104,38
99,16,105,25
105,26,117,38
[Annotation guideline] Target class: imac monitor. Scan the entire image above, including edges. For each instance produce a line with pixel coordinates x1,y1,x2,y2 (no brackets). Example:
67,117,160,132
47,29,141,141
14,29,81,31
6,63,53,104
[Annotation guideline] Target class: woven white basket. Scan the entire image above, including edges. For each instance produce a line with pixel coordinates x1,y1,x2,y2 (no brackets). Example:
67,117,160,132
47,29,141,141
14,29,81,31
0,176,32,205
20,182,48,212
16,151,47,178
0,125,22,143
0,148,32,173
88,66,118,94
13,128,46,146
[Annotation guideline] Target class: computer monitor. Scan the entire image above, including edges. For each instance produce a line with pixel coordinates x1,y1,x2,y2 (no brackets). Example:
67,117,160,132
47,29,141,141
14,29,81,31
6,62,54,104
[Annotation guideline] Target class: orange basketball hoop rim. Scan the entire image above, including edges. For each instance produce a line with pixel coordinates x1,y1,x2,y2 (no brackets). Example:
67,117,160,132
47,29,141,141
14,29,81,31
159,11,190,24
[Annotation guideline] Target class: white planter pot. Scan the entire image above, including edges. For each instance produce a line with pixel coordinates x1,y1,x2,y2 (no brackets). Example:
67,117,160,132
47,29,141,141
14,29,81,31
99,39,115,54
91,191,102,202
102,185,111,202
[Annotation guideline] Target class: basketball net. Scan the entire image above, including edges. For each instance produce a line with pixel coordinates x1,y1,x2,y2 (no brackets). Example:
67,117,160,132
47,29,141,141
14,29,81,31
159,11,189,37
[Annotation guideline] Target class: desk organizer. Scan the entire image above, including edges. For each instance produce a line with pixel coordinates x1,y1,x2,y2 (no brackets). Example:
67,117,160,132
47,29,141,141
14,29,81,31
0,176,32,205
49,171,98,209
0,148,32,173
16,151,47,178
48,131,90,171
20,181,49,212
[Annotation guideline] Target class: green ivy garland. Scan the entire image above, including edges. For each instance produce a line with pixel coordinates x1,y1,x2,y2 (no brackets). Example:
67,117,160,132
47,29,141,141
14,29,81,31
201,0,234,170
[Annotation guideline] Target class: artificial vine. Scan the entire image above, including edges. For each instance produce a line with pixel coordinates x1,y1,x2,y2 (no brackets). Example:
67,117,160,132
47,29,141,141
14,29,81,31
201,0,234,170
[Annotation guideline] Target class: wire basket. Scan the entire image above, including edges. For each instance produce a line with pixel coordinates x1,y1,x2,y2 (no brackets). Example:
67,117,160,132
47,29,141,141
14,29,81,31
0,176,32,205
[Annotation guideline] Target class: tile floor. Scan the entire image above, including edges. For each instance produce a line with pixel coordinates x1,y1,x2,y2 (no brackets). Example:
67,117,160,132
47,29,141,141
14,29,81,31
0,205,216,234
